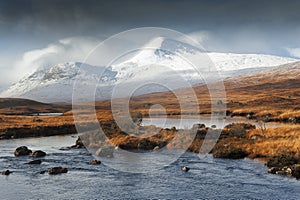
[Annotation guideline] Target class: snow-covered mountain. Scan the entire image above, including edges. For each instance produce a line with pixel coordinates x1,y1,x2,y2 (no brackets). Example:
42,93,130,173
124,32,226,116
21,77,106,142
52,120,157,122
0,62,118,102
1,37,298,102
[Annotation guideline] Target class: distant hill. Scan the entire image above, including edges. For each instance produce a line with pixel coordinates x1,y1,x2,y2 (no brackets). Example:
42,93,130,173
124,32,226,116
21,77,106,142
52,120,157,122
0,98,71,115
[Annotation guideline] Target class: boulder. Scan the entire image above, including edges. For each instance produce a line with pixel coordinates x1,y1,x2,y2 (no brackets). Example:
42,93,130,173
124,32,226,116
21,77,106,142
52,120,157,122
268,167,280,174
291,164,300,179
31,150,46,158
88,160,101,165
25,160,42,165
48,167,68,175
181,166,190,172
1,170,12,175
95,146,114,158
70,137,85,148
14,146,32,157
137,139,160,150
270,166,293,176
266,154,299,168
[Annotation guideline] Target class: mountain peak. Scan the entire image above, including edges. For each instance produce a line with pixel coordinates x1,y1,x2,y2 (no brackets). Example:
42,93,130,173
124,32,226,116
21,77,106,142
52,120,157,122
1,49,299,102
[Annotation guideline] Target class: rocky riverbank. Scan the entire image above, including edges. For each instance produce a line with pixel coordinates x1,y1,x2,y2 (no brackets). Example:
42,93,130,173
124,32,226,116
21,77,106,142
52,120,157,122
73,120,300,180
1,117,299,179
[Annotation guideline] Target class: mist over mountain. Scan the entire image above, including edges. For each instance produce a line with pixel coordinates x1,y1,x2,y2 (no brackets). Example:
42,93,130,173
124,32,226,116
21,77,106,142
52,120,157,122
1,38,298,102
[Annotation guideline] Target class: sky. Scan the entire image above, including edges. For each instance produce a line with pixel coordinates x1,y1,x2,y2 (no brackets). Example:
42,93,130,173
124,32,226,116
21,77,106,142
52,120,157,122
1,0,300,88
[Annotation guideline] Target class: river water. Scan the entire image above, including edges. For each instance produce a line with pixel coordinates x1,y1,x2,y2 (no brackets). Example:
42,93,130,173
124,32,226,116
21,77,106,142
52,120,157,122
0,118,299,199
143,116,283,129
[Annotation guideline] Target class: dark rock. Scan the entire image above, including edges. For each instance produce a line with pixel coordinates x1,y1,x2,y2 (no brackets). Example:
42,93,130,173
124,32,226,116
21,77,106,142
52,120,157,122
181,166,190,172
14,146,32,157
31,150,46,158
282,166,292,176
268,167,280,174
226,110,232,116
95,146,114,158
213,146,248,159
25,160,42,165
291,164,300,179
266,154,299,168
88,160,101,165
275,170,285,175
48,167,68,175
270,166,293,176
70,137,85,148
136,139,163,150
1,170,12,175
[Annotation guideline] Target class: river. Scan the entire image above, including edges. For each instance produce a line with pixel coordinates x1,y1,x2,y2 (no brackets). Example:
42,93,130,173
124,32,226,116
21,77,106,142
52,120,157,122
0,118,299,199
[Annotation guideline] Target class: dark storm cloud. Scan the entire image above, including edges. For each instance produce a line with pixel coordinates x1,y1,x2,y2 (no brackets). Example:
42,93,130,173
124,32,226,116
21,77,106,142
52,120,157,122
1,0,300,59
1,0,300,34
1,0,300,87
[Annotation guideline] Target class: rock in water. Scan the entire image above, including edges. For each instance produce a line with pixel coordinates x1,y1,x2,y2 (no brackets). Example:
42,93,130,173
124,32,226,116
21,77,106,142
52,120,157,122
95,146,114,158
268,167,280,174
70,137,85,148
14,146,32,157
88,160,101,165
1,170,12,175
266,154,299,168
31,150,46,158
153,146,160,151
25,160,42,165
48,167,68,175
291,164,300,179
181,166,190,172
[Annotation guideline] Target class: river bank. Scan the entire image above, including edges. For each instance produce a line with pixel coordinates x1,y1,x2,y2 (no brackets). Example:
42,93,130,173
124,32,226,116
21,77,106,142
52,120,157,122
1,134,299,199
1,107,299,179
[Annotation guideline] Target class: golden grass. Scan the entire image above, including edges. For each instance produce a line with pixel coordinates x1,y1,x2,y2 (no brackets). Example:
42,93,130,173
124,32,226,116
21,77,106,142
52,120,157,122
240,125,300,158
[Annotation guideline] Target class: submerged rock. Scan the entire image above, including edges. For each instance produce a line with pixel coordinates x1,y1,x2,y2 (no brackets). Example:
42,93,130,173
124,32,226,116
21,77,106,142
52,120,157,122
1,170,12,175
31,150,46,158
70,137,85,148
88,160,101,165
14,146,32,157
48,167,68,175
181,166,190,172
25,160,42,165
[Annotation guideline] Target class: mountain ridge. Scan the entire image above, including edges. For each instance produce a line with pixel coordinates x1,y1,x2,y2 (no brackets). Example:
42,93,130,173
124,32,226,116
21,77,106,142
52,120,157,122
1,39,298,102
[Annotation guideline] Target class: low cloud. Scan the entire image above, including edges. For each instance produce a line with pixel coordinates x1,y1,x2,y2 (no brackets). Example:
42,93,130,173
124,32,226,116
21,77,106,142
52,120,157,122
12,36,101,82
286,47,300,58
187,28,272,54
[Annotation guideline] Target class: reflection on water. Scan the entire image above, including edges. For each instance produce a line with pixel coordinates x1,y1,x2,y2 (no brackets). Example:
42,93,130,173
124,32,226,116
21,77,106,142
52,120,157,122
143,116,283,129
